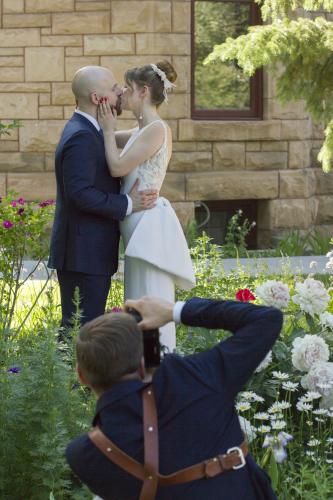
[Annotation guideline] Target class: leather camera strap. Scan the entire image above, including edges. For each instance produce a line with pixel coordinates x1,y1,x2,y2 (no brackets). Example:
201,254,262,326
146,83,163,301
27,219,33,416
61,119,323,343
88,385,248,500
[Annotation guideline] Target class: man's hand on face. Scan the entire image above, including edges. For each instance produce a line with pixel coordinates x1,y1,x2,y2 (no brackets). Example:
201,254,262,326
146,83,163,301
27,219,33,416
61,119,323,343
124,296,174,330
129,179,158,213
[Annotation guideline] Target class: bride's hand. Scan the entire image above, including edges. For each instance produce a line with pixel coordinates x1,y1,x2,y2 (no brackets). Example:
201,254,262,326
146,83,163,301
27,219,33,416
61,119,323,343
97,98,117,132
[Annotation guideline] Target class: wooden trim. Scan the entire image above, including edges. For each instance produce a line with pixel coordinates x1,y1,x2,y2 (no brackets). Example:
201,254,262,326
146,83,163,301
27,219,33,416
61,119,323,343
191,0,263,121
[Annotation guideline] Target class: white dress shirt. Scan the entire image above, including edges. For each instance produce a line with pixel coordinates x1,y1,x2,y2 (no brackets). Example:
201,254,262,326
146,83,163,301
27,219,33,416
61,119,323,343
74,109,132,215
173,301,185,323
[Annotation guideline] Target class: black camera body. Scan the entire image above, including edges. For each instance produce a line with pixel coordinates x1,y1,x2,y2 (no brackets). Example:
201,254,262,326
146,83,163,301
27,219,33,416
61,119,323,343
127,308,161,368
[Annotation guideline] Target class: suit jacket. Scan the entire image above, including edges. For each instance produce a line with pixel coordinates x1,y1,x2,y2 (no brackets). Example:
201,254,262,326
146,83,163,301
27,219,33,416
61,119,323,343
66,298,283,500
48,113,128,276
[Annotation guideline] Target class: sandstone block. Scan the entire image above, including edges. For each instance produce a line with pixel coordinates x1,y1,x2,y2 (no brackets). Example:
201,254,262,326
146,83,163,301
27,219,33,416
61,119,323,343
179,120,281,141
39,106,63,119
0,83,50,92
280,119,312,140
26,0,74,12
246,151,288,169
3,0,24,13
172,2,191,32
112,2,171,33
173,142,196,152
159,94,189,119
279,169,316,198
26,47,64,82
76,1,109,11
101,55,169,86
65,56,99,81
171,201,195,229
258,198,318,229
7,173,56,201
0,56,23,67
0,28,40,47
64,106,75,119
172,56,191,92
52,12,110,35
312,122,325,140
213,142,245,169
0,48,24,56
289,141,311,169
0,175,6,197
185,171,279,201
160,173,185,201
0,93,38,119
0,152,44,172
3,14,51,28
41,28,52,35
261,141,288,152
52,82,75,105
0,68,24,82
39,94,51,105
137,34,190,55
197,142,212,152
0,142,19,152
84,35,135,56
66,47,83,56
0,120,19,140
246,142,261,151
315,169,333,195
265,98,308,120
41,35,82,46
45,153,55,171
169,152,212,172
19,120,66,152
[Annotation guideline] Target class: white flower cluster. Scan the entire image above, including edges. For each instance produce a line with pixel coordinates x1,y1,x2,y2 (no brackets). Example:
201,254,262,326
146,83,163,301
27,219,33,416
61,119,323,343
255,280,290,309
292,335,330,372
301,362,333,409
326,250,333,272
320,311,333,330
292,278,330,317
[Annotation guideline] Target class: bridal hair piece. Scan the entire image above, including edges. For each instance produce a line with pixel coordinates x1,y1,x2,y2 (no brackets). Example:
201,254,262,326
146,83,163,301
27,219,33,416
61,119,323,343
150,63,176,102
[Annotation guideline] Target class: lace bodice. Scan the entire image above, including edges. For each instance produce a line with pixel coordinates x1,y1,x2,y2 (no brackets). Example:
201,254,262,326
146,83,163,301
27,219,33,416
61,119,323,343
120,120,169,194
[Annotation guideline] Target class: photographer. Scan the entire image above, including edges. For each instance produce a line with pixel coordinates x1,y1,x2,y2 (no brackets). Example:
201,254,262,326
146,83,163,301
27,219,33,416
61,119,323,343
66,296,283,500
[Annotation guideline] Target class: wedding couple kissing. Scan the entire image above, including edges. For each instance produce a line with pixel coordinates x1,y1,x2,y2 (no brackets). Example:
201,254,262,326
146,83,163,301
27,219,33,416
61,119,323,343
48,61,196,351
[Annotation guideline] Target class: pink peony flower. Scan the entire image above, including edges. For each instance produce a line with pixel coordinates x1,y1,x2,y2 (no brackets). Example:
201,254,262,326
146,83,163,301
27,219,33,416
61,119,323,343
10,201,17,208
235,288,256,302
17,197,25,205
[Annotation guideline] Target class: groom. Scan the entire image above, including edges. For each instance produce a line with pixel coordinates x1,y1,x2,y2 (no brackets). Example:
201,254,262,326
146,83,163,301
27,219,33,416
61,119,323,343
48,66,157,330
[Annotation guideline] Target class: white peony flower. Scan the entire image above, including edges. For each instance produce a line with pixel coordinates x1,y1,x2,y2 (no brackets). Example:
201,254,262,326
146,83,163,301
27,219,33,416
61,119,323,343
238,416,257,443
301,362,333,409
292,335,329,372
320,312,333,330
255,280,290,309
255,351,272,373
292,278,330,317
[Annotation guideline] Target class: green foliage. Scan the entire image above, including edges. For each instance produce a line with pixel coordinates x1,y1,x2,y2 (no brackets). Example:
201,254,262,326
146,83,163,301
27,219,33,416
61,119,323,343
0,120,21,136
222,210,256,258
205,1,333,171
256,0,333,21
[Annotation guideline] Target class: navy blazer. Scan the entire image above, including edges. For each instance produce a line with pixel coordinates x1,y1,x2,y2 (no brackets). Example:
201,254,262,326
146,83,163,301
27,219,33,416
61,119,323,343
66,298,283,499
48,113,128,276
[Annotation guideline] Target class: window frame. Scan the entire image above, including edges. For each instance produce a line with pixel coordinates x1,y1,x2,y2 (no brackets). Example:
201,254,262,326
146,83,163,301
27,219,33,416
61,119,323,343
191,0,263,120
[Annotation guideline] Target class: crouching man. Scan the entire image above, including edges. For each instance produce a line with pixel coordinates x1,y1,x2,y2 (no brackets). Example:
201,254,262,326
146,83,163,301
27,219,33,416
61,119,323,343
66,295,283,500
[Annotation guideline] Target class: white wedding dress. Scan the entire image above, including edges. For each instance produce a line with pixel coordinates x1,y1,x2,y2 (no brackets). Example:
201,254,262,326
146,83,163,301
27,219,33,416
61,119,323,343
119,120,195,352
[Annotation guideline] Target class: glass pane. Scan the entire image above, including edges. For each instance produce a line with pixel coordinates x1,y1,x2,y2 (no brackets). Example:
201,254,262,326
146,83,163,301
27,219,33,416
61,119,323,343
194,1,251,110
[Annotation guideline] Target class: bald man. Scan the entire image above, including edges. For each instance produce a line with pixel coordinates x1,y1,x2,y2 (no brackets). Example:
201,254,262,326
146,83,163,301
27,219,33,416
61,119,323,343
48,66,157,331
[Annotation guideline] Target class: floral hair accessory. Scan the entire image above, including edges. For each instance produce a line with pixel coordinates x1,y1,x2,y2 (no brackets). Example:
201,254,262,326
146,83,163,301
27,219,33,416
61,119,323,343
150,63,176,102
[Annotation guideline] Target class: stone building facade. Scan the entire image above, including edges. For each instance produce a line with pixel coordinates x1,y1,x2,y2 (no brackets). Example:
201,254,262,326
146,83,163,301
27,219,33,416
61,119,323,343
0,0,332,247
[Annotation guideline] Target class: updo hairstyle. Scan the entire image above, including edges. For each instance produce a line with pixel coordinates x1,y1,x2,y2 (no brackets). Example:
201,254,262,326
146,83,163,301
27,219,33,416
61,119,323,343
124,60,177,107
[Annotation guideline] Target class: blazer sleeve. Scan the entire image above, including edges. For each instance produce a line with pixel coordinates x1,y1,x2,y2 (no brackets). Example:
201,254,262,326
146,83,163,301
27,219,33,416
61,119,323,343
180,297,283,397
62,131,128,220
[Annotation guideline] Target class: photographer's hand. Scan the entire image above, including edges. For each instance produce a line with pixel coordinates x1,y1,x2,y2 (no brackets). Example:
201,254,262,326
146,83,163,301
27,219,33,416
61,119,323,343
125,296,174,330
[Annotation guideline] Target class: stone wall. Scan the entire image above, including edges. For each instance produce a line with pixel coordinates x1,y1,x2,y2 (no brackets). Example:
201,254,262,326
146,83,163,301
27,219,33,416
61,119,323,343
0,0,332,246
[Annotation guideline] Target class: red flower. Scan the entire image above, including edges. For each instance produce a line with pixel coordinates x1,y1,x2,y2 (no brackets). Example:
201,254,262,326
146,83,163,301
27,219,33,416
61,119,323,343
235,288,256,302
111,307,123,313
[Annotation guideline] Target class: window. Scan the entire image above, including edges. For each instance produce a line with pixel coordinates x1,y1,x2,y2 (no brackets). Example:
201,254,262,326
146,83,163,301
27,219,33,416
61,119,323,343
192,0,262,120
195,200,258,248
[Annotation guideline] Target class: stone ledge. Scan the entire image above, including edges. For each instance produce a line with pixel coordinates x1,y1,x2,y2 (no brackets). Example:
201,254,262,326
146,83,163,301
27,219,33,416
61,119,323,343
7,172,56,200
179,120,281,141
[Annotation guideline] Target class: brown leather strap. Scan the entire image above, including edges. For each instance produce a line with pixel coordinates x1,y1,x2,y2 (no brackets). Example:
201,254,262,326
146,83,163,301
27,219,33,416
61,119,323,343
88,385,249,500
140,386,159,500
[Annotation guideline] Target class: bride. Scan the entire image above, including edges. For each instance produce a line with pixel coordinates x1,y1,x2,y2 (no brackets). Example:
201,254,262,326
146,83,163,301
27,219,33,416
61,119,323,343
98,60,195,352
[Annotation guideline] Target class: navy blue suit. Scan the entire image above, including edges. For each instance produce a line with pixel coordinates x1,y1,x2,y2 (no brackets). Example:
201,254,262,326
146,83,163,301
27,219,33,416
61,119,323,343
66,298,283,499
48,113,128,326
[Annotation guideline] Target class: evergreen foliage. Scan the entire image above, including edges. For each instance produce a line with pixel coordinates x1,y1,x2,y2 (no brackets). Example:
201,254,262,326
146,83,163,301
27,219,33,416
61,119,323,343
205,0,333,171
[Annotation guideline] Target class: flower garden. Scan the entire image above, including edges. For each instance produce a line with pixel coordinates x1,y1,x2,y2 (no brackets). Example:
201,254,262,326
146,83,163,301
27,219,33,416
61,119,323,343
1,194,333,500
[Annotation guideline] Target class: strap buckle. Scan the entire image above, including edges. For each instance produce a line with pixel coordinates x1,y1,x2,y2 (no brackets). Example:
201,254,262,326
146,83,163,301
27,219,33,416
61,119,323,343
226,446,246,470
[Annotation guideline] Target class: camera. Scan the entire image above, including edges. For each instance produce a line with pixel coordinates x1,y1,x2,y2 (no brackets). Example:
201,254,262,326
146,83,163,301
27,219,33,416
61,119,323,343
127,308,161,368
